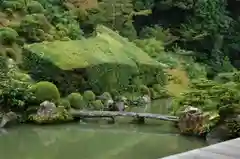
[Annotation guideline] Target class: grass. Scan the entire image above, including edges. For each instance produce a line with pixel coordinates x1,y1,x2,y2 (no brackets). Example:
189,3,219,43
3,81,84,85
166,68,190,97
25,25,164,70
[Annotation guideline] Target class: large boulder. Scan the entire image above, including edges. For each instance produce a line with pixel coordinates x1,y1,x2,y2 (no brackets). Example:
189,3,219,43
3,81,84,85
178,106,209,136
37,101,57,117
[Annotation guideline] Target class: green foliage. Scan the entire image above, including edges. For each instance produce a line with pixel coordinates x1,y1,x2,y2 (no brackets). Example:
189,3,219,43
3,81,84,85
0,27,19,45
138,85,149,95
17,14,52,42
4,48,21,62
139,25,177,45
27,1,45,14
67,93,84,109
58,98,71,110
0,57,35,112
29,81,60,103
173,79,240,121
225,118,240,139
92,100,104,110
2,0,25,11
22,27,166,94
134,39,178,68
215,71,240,83
98,0,134,37
83,90,96,102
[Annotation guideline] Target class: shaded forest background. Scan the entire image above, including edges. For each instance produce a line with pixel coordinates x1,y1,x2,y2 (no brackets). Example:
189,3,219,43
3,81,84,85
78,0,240,78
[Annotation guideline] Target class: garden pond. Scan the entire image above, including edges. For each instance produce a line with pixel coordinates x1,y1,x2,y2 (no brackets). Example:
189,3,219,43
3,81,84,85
0,99,207,159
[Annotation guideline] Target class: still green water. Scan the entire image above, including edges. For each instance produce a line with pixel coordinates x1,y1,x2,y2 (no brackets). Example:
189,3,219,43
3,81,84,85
0,99,207,159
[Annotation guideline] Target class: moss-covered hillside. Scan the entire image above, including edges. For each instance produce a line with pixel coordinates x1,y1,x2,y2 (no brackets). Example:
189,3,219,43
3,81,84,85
21,25,167,95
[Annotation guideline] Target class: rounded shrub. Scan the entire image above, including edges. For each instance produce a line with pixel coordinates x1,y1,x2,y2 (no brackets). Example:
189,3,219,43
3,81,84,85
27,1,45,14
0,27,19,45
83,90,96,101
92,100,104,110
67,92,84,109
29,81,60,103
59,98,71,110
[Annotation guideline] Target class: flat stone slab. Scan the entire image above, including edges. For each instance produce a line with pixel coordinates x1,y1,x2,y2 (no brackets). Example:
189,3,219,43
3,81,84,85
161,138,240,159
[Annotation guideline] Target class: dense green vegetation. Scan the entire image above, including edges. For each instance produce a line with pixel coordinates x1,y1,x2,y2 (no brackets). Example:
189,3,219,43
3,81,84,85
0,0,240,141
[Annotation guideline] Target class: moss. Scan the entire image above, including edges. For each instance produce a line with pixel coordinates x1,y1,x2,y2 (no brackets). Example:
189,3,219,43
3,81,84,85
83,90,96,101
67,92,84,109
29,81,60,103
22,26,166,94
17,14,52,42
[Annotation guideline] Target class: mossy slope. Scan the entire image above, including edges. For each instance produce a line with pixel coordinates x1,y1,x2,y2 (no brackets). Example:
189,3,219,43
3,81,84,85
22,25,167,95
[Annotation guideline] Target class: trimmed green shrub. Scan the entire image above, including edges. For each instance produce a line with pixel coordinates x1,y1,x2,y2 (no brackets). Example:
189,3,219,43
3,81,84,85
0,27,19,45
83,90,96,102
92,100,104,110
58,98,71,110
27,1,45,14
67,92,84,109
29,81,60,103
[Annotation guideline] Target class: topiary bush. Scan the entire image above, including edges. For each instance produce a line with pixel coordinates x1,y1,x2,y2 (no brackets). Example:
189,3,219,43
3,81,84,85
92,100,104,110
58,98,71,110
29,81,60,104
83,90,96,102
0,27,19,45
67,92,84,109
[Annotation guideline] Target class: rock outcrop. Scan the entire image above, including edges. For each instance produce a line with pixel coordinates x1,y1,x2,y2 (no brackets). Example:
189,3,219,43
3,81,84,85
0,111,18,128
178,106,208,136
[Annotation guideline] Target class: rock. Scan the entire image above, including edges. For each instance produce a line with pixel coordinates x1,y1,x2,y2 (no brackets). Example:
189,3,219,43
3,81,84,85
178,106,206,135
37,101,57,117
0,111,18,128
